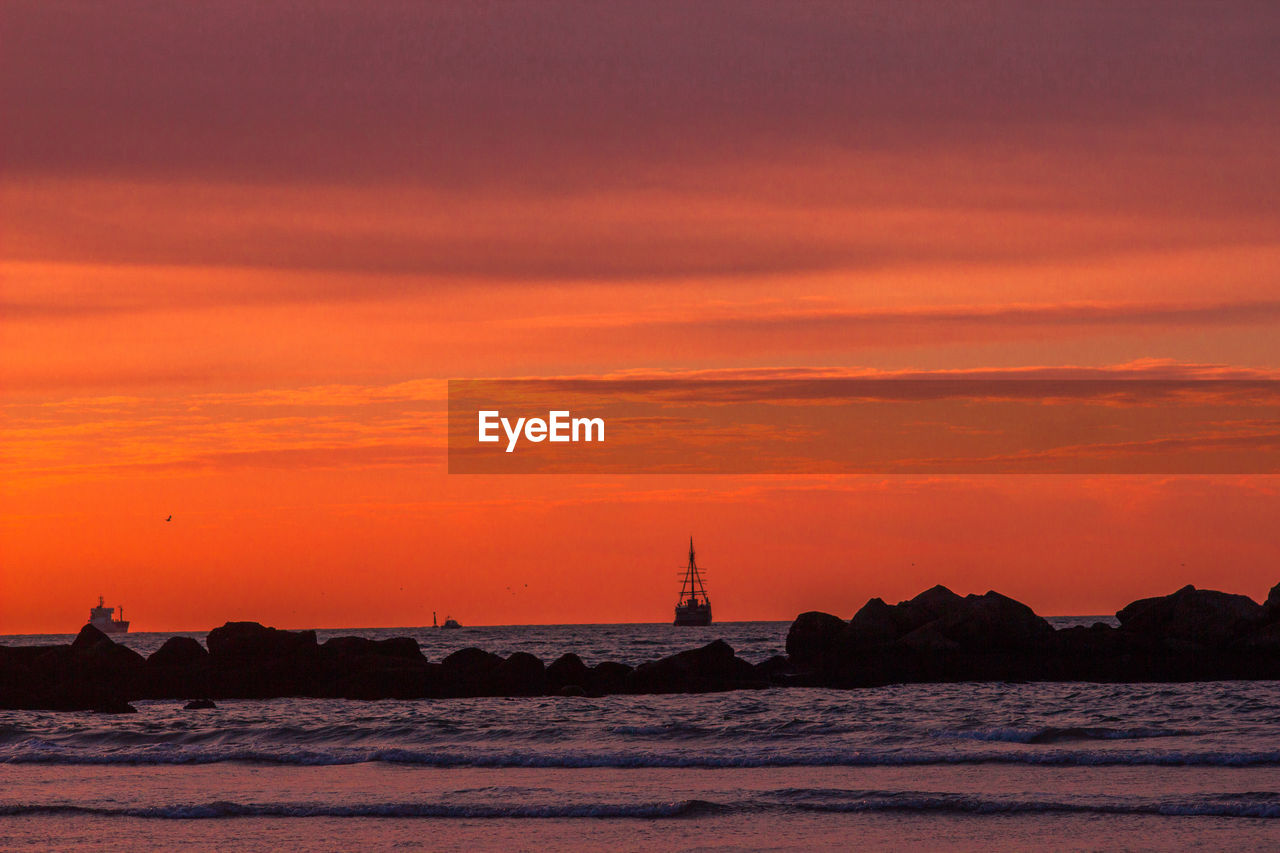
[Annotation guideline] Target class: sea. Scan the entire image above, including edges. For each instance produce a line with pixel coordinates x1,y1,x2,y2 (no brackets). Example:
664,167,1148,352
3,620,1280,851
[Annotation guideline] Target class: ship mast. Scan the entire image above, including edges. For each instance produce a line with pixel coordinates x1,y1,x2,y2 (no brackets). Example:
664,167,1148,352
679,536,709,606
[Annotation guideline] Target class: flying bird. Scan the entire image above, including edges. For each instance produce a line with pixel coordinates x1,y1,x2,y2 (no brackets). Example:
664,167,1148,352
165,515,172,522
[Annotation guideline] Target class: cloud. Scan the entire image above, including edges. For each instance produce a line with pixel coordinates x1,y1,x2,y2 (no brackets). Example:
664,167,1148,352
3,2,1278,187
155,443,441,472
8,360,1280,485
7,178,1277,291
521,300,1280,354
580,359,1280,382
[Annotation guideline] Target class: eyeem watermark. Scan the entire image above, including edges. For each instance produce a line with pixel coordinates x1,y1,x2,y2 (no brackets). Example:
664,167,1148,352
478,410,605,453
449,378,1280,473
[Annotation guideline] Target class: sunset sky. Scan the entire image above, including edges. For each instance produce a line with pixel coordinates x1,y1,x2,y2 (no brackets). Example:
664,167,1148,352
3,1,1280,633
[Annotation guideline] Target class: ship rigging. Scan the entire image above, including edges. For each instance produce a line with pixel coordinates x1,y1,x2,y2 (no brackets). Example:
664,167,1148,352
674,537,712,626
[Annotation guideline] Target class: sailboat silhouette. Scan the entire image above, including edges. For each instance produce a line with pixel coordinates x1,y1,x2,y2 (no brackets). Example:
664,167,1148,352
674,537,712,626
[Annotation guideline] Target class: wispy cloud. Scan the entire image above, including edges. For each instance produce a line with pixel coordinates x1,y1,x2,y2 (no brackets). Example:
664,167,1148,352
537,300,1280,344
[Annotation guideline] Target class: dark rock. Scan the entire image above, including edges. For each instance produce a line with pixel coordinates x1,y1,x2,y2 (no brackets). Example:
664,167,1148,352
141,638,211,700
440,647,504,695
1264,582,1280,621
79,638,145,671
784,585,1062,686
72,624,112,652
183,698,216,710
10,574,1276,707
64,628,146,688
441,647,503,677
627,640,756,694
547,653,591,692
936,591,1055,651
148,637,208,667
321,636,424,662
206,622,318,662
785,611,847,666
898,620,961,653
754,654,796,685
1117,585,1264,648
492,652,546,696
311,636,431,699
893,584,965,634
1,646,68,709
32,681,137,714
1240,621,1280,654
788,586,1054,685
203,622,321,699
0,643,63,670
1054,623,1135,659
589,661,633,694
321,658,437,700
843,597,900,648
208,657,318,699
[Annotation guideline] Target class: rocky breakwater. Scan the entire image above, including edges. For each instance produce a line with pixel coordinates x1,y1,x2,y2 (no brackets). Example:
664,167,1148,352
787,581,1280,686
0,622,767,712
5,580,1280,712
0,624,143,713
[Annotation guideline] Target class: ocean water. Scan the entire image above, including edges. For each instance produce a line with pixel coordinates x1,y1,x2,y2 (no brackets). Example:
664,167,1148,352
4,621,1277,851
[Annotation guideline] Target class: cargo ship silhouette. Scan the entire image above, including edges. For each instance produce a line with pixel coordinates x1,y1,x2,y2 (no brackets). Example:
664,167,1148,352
88,595,129,634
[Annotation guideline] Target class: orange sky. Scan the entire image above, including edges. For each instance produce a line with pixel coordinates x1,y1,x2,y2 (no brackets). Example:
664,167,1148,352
3,2,1280,633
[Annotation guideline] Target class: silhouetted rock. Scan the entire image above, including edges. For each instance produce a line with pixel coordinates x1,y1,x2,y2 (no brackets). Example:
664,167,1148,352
1053,622,1135,658
148,637,208,667
936,591,1055,651
55,626,146,704
589,661,633,694
71,623,112,652
627,639,757,693
441,647,503,677
547,653,590,692
785,611,847,666
183,698,216,710
206,622,318,662
439,647,504,696
12,577,1280,708
140,637,210,700
492,652,547,696
898,620,961,654
1240,618,1280,653
784,585,1054,685
309,636,432,699
1264,582,1280,621
893,585,965,634
77,635,145,672
203,623,321,698
843,597,900,648
321,636,424,662
1117,585,1264,648
755,654,793,680
33,681,137,714
321,658,437,700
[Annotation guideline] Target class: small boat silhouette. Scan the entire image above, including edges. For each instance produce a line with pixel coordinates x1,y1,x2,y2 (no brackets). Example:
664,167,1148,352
433,611,462,629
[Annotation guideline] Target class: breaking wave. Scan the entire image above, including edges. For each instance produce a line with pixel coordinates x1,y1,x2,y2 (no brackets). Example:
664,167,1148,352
2,790,1277,820
5,742,1280,768
937,726,1196,744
